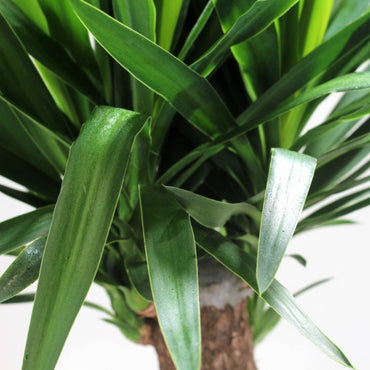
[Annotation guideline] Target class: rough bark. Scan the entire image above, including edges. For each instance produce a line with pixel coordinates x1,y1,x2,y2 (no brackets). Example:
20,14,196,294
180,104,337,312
139,260,257,369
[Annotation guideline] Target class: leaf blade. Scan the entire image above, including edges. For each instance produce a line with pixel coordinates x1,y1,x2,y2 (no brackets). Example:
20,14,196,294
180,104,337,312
140,185,201,370
22,107,147,370
257,149,316,293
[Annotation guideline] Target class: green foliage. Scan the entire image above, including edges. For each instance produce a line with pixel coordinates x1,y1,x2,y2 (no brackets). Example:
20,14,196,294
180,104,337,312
0,0,369,368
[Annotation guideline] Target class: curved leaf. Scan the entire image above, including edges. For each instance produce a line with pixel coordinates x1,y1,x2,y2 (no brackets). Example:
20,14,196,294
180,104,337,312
0,236,46,303
0,206,53,255
165,185,261,228
23,107,147,370
139,185,200,370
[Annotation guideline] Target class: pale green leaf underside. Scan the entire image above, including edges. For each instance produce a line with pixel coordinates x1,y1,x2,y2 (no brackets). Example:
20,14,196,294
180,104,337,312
257,149,317,293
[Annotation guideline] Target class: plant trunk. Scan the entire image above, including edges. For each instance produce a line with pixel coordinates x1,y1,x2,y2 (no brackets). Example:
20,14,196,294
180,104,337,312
139,260,257,370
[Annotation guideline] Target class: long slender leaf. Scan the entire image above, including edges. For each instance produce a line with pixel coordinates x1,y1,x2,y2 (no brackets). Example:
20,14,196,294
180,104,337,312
71,0,234,137
22,107,147,370
165,185,261,228
139,185,200,370
257,149,316,293
192,0,299,77
0,13,71,139
0,0,103,104
0,206,53,255
193,224,353,368
113,0,156,114
0,236,46,303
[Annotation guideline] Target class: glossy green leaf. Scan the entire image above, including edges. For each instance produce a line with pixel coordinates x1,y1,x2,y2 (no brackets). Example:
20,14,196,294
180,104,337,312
194,224,353,368
257,149,316,293
0,236,46,303
0,0,103,104
139,185,200,370
0,206,53,255
23,107,147,370
192,0,299,76
165,185,261,228
70,0,234,137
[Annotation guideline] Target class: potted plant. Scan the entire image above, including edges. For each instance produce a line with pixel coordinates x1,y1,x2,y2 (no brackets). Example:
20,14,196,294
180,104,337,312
0,0,369,369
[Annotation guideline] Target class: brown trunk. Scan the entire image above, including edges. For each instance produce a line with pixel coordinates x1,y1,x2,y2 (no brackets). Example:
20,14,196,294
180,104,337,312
139,260,257,370
140,299,256,370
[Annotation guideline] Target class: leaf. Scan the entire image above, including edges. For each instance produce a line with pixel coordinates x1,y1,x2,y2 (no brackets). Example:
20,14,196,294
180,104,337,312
192,0,299,76
257,149,316,293
0,183,46,208
113,0,155,114
70,0,234,137
139,185,200,370
0,12,71,139
37,0,99,78
165,185,261,228
299,0,334,56
155,0,186,51
0,206,53,255
0,236,46,303
22,107,147,370
0,0,103,104
193,224,353,368
253,278,333,345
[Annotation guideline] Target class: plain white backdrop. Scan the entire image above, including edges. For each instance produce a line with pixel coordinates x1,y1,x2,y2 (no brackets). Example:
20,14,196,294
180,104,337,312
0,180,369,370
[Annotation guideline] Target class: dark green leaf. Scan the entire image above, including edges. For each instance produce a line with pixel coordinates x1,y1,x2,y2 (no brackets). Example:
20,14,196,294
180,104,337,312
0,236,46,303
0,206,53,255
165,185,261,228
140,185,200,370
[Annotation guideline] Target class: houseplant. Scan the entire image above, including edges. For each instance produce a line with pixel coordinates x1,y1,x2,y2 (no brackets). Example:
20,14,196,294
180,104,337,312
0,0,369,368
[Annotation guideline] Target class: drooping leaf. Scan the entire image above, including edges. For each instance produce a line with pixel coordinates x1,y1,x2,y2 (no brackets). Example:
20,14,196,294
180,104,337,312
257,149,316,293
0,206,53,255
165,185,261,228
194,224,353,369
23,107,147,370
139,185,200,370
0,236,46,303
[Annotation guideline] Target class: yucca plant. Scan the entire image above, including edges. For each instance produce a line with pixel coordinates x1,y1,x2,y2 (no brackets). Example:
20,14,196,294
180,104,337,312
0,0,369,368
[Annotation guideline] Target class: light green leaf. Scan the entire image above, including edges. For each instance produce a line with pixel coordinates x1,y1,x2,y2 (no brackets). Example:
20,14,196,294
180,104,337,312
257,149,316,293
194,224,353,368
0,206,53,255
165,185,261,228
299,0,335,56
0,236,46,303
139,185,200,370
23,107,147,370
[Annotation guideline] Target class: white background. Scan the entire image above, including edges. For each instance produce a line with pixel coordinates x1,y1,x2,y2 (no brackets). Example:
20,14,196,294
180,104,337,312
0,181,369,370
